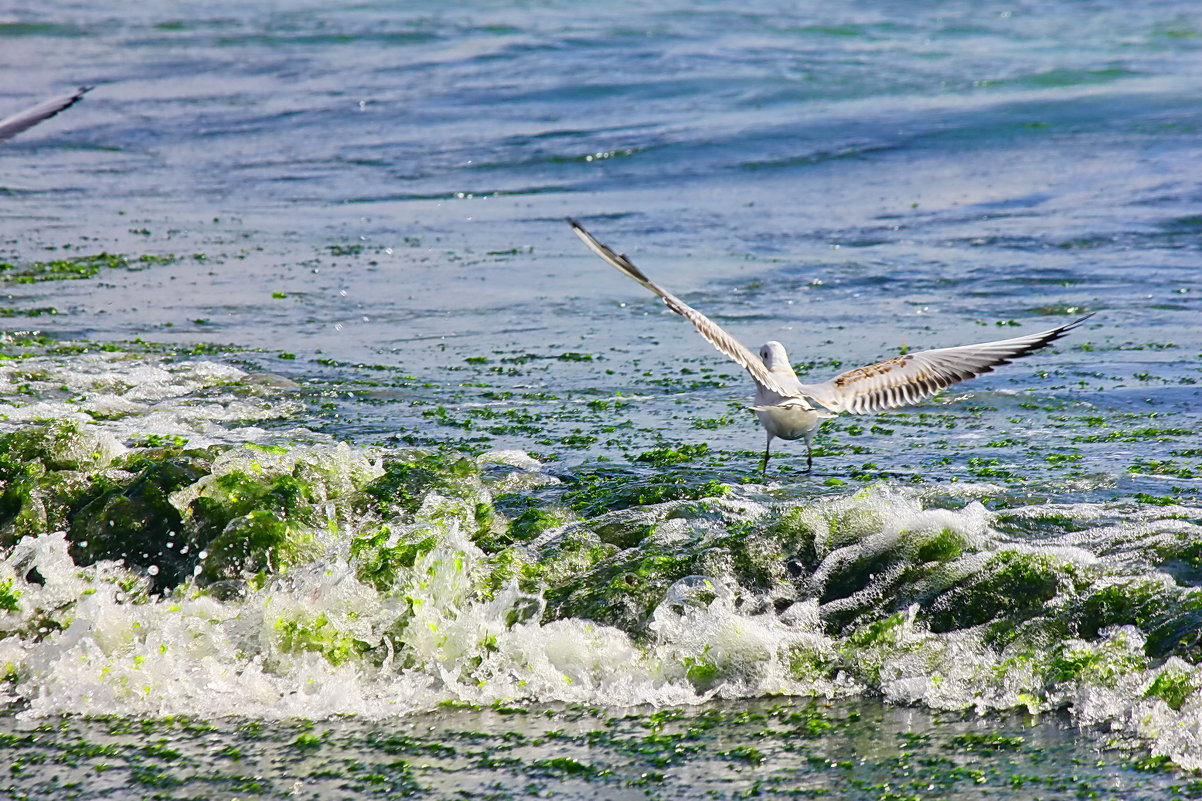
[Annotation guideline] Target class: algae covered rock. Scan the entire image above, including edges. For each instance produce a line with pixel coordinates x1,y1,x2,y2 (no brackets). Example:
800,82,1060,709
349,449,512,594
200,508,318,583
474,506,570,554
350,522,439,594
360,450,480,518
561,466,730,517
0,420,126,546
592,518,658,550
924,549,1081,638
2,424,415,592
540,507,755,632
0,419,123,473
0,465,87,547
476,450,559,494
173,443,384,585
68,455,212,589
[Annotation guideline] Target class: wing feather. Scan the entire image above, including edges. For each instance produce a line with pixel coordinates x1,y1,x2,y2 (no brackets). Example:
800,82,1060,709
568,218,802,398
0,86,93,144
800,314,1094,414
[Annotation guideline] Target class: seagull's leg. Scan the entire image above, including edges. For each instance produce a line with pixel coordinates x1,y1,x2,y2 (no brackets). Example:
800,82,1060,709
804,432,814,473
761,433,773,477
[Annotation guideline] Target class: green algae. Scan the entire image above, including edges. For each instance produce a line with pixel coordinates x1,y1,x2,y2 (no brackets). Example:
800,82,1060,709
69,455,213,589
361,451,478,517
0,578,20,613
947,732,1025,752
0,253,126,283
292,732,323,749
528,755,603,777
1073,427,1196,444
1069,580,1172,642
0,306,57,317
633,442,709,467
561,467,730,517
1145,665,1198,710
274,613,371,667
350,524,439,593
0,253,181,284
926,550,1075,638
0,420,125,546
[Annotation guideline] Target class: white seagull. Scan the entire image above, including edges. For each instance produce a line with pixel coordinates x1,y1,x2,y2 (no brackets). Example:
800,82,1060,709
569,218,1093,474
0,86,92,144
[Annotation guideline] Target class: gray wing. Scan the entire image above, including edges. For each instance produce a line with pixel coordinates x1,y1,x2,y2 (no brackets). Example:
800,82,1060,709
799,314,1095,414
568,218,802,398
0,86,92,143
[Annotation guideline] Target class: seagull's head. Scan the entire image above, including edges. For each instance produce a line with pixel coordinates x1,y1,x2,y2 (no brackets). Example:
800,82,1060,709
758,341,792,373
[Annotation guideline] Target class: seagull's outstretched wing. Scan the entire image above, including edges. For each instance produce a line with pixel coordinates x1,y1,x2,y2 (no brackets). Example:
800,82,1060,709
798,314,1094,414
0,86,93,144
569,218,802,399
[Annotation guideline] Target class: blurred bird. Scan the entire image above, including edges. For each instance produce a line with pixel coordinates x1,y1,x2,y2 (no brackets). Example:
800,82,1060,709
0,86,92,143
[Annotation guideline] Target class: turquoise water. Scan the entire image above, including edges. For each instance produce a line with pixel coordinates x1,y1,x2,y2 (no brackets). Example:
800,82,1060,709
1,1,1201,797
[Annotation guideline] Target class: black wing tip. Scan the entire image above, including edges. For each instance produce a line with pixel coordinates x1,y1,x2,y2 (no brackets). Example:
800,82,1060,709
60,86,94,110
1018,310,1097,350
1043,309,1097,344
1061,310,1097,330
567,217,600,242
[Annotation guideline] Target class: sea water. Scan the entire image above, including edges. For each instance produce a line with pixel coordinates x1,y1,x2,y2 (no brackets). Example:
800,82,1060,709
1,1,1200,797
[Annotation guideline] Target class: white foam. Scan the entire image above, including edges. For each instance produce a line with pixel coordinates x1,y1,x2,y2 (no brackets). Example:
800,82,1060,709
0,352,305,449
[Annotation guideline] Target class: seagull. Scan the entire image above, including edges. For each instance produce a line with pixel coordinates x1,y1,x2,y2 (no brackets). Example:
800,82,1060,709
568,218,1093,474
0,86,92,144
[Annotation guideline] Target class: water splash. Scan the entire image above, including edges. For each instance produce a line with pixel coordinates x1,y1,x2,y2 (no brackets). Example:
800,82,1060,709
0,352,1200,765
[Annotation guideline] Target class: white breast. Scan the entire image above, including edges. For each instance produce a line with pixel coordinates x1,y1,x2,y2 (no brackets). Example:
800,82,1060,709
753,402,831,441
